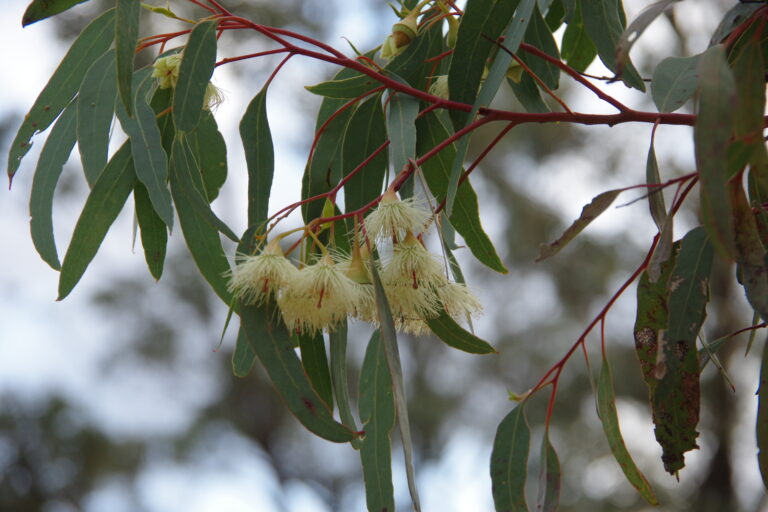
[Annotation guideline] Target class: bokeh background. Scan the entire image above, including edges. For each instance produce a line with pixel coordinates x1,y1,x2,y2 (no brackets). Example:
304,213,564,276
0,0,765,510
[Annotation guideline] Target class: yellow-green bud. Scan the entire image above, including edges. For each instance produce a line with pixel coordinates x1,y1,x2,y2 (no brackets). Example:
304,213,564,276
506,61,524,83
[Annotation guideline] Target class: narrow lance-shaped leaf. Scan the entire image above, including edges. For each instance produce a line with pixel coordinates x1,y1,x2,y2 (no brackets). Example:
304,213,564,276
520,4,560,90
651,55,700,113
58,142,137,300
731,180,768,321
386,92,419,198
240,88,274,228
305,74,378,99
369,256,421,511
169,136,232,304
757,340,768,489
447,0,521,129
329,322,359,448
77,49,117,185
634,246,678,391
427,311,497,355
232,328,257,378
187,111,228,202
695,45,736,260
341,95,388,214
597,357,659,505
616,0,678,73
359,331,396,512
446,0,536,215
536,429,561,512
416,111,507,273
646,135,674,282
170,137,238,242
299,332,334,410
653,227,713,474
490,403,530,512
9,8,115,180
134,182,167,280
22,0,91,26
118,69,175,229
173,20,217,133
29,101,78,270
581,0,645,90
561,2,597,73
537,189,623,261
116,0,140,115
239,303,356,443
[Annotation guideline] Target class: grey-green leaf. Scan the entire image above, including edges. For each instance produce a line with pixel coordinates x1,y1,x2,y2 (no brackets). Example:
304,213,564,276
58,142,137,299
359,330,396,512
386,92,419,197
329,322,359,448
173,20,217,133
651,55,700,113
9,8,115,180
119,70,175,229
757,341,768,489
22,0,91,26
116,0,140,115
232,328,257,378
490,404,530,512
537,189,623,261
77,49,117,185
581,0,645,91
240,88,274,227
299,332,334,410
305,74,378,99
134,181,167,280
597,357,659,504
239,303,355,443
29,101,78,270
536,430,561,512
187,111,228,202
616,0,678,74
427,311,497,354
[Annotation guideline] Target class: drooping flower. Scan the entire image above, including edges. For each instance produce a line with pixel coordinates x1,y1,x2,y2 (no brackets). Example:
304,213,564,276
436,281,483,320
429,75,449,100
381,231,444,321
363,189,431,242
335,245,376,323
151,54,182,89
279,254,363,333
228,239,299,305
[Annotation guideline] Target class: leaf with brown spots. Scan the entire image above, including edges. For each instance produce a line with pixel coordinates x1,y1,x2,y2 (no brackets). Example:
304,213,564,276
653,227,713,474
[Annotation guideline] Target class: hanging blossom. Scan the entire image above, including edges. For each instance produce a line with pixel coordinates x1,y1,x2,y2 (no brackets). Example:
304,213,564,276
279,254,365,333
228,239,299,305
363,188,432,242
335,244,377,324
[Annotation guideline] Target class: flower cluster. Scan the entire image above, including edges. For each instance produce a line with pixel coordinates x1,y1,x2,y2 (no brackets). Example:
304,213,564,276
228,192,481,335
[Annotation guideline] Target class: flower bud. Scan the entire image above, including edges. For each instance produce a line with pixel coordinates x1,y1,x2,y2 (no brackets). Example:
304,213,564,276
429,75,449,99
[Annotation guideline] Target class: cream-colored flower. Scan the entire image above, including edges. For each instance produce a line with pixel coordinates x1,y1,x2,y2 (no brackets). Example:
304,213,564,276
151,54,182,89
381,232,444,320
279,254,362,333
228,239,298,305
436,281,483,319
204,82,225,110
364,189,431,242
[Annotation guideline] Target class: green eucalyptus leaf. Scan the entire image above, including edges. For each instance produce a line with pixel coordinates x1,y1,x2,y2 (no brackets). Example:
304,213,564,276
359,330,396,512
598,357,659,504
561,2,597,72
22,0,91,26
29,101,78,271
581,0,645,90
329,322,360,448
305,75,378,98
490,403,530,512
240,88,274,228
77,49,117,185
341,95,388,214
232,328,257,377
116,0,140,116
9,8,115,180
386,91,419,197
299,332,334,410
187,111,228,202
757,341,768,489
173,20,217,133
536,430,561,512
416,111,507,273
134,181,167,280
651,55,700,113
58,142,137,300
654,227,712,474
239,302,355,443
426,311,496,354
695,45,737,259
